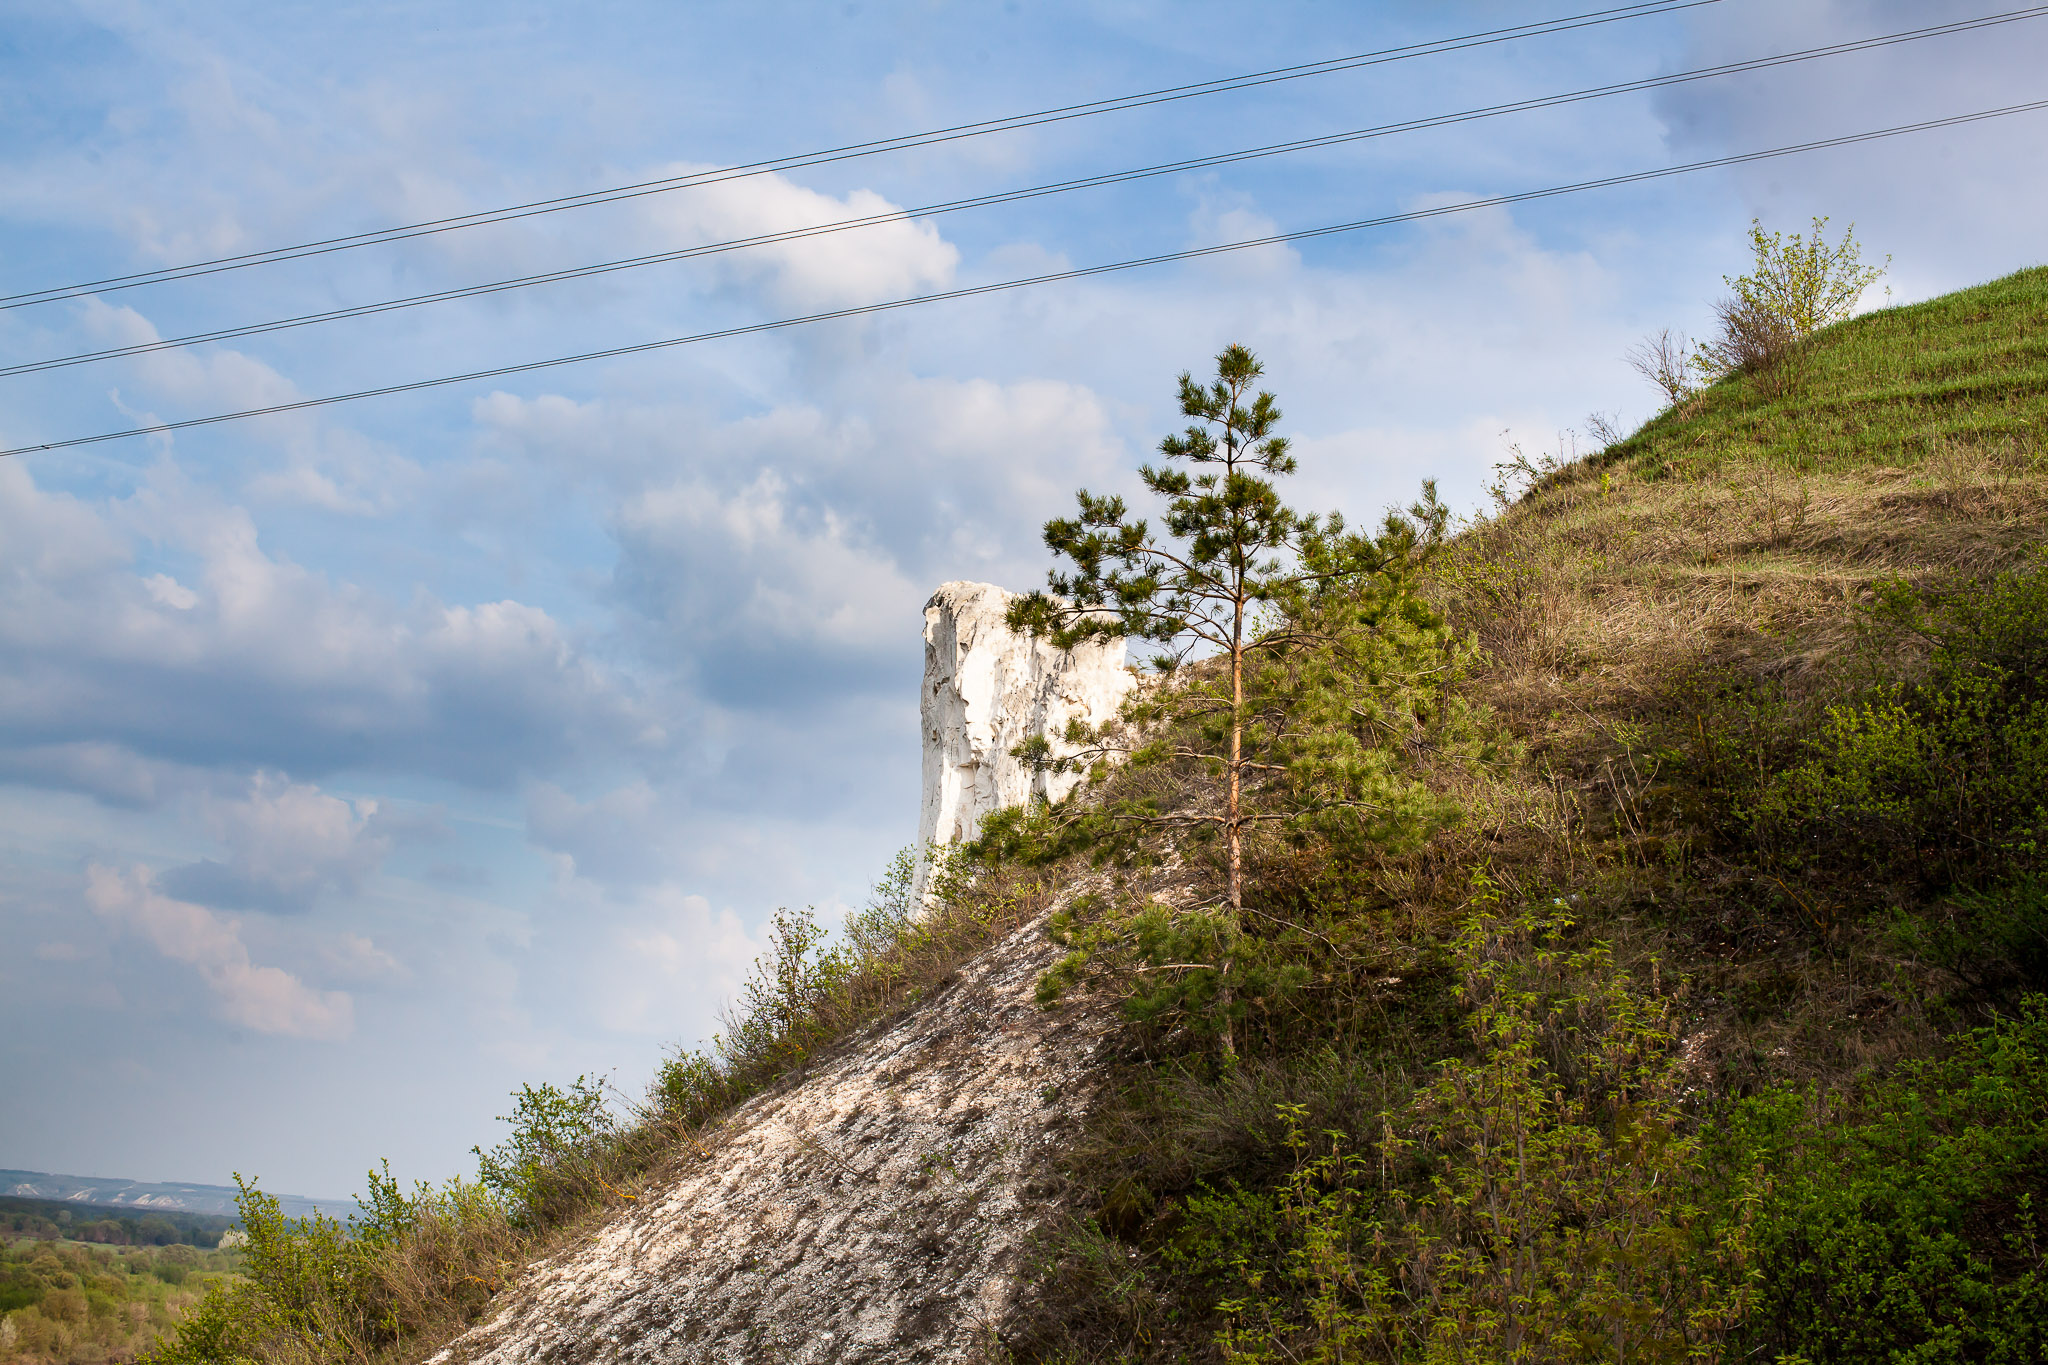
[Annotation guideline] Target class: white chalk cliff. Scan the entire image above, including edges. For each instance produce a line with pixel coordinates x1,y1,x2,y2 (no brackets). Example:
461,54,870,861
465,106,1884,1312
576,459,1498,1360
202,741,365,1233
916,582,1133,875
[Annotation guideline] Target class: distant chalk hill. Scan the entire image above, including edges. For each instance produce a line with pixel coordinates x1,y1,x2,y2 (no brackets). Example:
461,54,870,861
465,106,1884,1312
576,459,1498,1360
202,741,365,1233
1,1167,352,1221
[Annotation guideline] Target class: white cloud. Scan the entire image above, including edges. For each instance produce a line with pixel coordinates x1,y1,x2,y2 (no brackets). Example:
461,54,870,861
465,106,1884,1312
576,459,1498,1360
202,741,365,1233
478,372,1126,711
73,299,425,515
143,573,199,610
160,772,393,912
85,864,355,1040
1182,194,1301,279
636,163,960,312
0,460,644,790
322,932,406,984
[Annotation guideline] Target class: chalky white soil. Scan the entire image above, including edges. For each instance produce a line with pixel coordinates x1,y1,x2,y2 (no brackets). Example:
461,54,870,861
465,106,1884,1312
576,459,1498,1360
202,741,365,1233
423,907,1112,1365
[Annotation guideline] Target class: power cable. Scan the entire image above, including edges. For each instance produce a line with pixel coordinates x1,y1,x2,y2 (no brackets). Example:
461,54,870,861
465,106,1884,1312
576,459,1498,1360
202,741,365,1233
5,96,2041,462
6,6,2034,380
0,0,1716,310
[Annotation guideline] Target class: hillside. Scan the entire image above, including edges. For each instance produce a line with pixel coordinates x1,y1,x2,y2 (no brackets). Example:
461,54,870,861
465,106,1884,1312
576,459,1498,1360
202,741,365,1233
425,896,1123,1365
999,264,2048,1361
127,266,2048,1365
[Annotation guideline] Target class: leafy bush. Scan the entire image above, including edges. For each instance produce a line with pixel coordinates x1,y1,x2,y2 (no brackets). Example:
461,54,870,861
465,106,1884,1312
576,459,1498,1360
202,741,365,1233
1629,217,1886,407
1723,216,1888,343
472,1077,618,1228
140,1164,541,1364
141,1177,356,1363
1718,998,2048,1364
1187,898,1744,1363
1752,557,2048,900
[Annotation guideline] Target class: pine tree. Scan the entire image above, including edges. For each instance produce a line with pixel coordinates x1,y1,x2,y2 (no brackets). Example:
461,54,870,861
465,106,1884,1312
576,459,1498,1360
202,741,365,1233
1010,344,1469,1058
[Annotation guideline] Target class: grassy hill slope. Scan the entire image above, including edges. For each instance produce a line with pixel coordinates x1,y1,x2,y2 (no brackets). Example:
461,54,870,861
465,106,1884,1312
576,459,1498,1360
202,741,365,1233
1433,265,2048,1073
1001,265,2048,1363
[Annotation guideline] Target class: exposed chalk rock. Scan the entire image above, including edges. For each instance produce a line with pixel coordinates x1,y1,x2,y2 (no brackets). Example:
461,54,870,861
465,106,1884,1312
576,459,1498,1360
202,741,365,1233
916,582,1133,884
422,897,1120,1365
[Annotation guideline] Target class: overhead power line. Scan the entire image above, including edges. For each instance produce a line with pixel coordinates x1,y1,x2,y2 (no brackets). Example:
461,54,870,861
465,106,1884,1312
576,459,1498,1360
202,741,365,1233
0,0,1716,310
7,7,2037,381
7,98,2042,462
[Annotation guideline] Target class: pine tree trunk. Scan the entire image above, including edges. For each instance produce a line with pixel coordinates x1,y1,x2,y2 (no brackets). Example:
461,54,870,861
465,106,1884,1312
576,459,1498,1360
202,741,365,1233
1220,590,1244,1066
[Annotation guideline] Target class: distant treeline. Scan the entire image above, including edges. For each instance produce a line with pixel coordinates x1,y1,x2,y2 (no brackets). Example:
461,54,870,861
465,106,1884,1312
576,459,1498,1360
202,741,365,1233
0,1196,234,1248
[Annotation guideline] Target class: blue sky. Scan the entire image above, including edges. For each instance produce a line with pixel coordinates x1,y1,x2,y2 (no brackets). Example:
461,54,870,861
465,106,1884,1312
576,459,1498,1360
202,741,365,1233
1,0,2041,1200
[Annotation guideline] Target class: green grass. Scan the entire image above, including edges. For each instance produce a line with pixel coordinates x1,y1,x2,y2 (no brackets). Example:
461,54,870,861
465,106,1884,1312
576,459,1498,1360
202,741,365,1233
1608,266,2048,481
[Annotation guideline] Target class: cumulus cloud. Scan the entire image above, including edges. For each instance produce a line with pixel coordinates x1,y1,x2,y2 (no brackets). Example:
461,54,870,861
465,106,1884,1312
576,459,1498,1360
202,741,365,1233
159,772,394,913
85,864,354,1040
76,300,424,515
0,460,646,791
636,164,960,311
477,372,1126,709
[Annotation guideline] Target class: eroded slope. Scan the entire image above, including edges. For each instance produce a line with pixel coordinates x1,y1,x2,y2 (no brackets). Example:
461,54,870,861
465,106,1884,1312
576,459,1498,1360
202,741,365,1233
424,906,1111,1365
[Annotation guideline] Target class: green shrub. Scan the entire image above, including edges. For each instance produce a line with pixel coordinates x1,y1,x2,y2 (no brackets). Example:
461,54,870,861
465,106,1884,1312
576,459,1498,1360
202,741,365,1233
1752,557,2048,900
141,1166,523,1363
1163,897,1745,1363
1689,217,1887,395
1722,216,1887,344
139,1281,269,1365
1718,998,2048,1364
141,1177,353,1363
472,1076,618,1228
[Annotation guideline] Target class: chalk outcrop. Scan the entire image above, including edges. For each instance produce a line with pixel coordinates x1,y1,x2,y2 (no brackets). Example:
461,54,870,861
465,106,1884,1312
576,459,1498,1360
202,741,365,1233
917,582,1133,874
422,901,1117,1365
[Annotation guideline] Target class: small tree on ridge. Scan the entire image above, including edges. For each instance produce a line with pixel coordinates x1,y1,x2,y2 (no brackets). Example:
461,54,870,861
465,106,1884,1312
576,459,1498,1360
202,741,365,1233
1010,344,1466,1058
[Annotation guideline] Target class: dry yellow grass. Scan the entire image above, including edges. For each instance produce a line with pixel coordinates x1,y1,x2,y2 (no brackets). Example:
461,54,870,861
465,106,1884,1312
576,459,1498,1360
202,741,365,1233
1406,266,2048,1085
